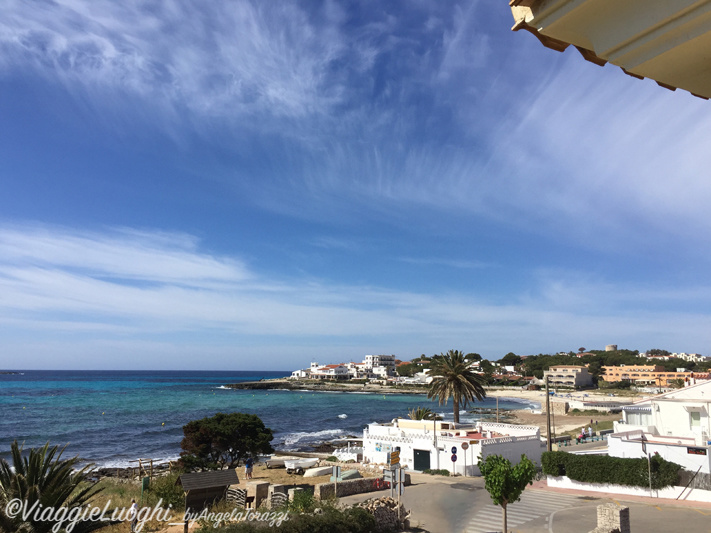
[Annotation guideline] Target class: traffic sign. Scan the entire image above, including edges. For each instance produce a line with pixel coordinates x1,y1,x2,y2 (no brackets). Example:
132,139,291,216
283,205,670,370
451,446,457,455
461,442,469,450
388,450,400,466
451,454,457,462
383,468,395,481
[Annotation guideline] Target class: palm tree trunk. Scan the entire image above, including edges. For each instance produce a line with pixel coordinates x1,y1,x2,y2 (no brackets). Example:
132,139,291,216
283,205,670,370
453,397,459,424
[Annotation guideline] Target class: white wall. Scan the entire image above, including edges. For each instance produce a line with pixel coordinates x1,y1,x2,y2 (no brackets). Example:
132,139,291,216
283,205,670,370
608,433,711,474
547,476,711,503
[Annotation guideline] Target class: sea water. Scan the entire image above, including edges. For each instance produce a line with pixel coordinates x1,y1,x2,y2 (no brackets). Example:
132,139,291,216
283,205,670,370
0,370,539,467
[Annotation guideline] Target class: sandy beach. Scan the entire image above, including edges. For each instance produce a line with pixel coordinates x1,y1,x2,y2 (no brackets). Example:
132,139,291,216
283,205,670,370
484,387,643,435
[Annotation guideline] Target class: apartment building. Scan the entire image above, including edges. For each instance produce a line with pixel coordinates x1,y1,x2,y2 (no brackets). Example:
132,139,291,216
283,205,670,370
543,365,593,388
602,365,692,387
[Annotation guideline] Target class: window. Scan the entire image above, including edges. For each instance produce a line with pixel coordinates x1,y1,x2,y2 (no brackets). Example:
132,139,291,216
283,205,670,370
691,411,701,428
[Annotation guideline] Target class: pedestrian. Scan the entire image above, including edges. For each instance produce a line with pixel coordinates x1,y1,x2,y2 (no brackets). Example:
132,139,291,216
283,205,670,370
128,499,138,533
587,426,593,439
245,457,254,480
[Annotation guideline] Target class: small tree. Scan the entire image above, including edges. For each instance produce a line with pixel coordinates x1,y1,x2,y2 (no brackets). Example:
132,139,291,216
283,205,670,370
478,454,536,533
179,412,274,471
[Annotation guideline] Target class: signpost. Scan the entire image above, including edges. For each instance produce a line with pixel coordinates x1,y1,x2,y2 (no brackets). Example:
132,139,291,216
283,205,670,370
461,442,469,476
332,466,341,496
451,446,458,475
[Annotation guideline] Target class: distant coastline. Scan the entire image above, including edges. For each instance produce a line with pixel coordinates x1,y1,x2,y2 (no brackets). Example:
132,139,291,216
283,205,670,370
226,378,430,395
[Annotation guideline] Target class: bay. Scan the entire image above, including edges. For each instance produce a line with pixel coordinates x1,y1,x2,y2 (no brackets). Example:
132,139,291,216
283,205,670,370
0,370,539,467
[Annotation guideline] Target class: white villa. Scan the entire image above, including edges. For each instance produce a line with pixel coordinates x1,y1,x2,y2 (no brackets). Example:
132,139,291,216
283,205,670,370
609,381,711,473
291,355,396,381
363,419,544,475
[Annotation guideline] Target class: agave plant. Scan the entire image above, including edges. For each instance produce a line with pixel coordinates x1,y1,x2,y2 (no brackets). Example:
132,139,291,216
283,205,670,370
0,441,111,533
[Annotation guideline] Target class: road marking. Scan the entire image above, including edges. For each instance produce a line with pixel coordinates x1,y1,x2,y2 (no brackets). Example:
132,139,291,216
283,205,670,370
465,491,581,533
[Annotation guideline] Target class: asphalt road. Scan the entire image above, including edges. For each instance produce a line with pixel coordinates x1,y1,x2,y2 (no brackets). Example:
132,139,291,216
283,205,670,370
338,473,711,533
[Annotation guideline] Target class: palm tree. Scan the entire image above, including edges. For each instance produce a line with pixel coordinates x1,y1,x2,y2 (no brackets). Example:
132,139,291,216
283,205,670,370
407,406,437,420
0,441,111,533
427,349,486,424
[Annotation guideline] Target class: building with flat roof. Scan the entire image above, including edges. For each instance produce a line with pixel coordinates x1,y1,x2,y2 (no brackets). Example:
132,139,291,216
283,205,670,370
363,419,543,475
610,381,711,473
543,365,593,388
602,365,692,387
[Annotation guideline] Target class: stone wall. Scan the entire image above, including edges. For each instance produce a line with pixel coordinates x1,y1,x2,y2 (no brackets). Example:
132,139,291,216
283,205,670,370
314,474,411,500
589,503,630,533
545,401,569,415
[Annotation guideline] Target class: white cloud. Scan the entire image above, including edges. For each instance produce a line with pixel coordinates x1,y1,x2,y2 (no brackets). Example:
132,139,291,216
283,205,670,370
0,0,347,119
1,224,710,367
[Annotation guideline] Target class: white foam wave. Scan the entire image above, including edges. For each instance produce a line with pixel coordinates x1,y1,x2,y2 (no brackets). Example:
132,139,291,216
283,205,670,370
91,454,179,470
281,428,346,447
338,414,348,419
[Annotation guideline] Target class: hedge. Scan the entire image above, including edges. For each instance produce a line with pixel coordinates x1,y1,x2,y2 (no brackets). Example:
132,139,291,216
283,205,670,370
541,451,681,490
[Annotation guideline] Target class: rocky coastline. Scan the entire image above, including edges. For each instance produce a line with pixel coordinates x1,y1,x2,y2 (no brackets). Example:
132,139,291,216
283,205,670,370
226,378,429,395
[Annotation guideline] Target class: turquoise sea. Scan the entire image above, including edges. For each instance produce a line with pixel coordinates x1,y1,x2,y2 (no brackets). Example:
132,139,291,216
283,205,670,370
0,370,539,467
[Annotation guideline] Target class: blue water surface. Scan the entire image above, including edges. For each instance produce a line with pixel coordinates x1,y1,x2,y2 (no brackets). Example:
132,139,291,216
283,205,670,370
0,370,537,467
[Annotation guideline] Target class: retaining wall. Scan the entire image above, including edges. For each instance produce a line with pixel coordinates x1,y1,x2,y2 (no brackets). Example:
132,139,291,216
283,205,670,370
314,474,411,500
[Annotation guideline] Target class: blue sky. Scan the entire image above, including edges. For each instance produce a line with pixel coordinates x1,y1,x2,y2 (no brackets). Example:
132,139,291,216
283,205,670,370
2,1,711,370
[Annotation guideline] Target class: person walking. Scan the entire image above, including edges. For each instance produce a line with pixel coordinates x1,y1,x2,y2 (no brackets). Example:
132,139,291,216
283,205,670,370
245,457,254,480
128,499,138,532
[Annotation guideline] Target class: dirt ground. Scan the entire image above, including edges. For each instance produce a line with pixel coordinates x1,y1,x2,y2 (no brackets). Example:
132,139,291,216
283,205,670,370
509,409,620,435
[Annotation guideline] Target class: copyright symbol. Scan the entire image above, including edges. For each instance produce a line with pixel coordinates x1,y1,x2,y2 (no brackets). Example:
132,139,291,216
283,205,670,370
5,498,23,518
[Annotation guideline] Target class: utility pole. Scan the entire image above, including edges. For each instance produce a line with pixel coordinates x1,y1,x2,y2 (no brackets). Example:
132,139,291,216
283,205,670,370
546,375,552,452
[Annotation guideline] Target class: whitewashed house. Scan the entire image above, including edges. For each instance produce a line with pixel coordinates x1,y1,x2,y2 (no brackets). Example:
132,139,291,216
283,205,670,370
609,381,711,473
311,364,350,380
362,419,543,475
364,355,396,376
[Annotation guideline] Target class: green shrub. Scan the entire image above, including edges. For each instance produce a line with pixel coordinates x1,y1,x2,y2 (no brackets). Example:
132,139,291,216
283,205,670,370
423,469,450,476
146,472,185,509
325,456,338,462
542,451,681,489
288,489,316,513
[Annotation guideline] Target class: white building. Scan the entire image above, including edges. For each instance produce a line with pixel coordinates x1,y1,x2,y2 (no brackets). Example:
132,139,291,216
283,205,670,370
364,355,396,376
310,364,350,380
345,362,371,379
609,381,711,473
673,353,707,363
363,419,544,476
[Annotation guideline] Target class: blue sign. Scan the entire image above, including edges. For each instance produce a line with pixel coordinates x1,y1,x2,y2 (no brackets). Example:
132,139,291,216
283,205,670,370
451,446,457,455
451,454,457,462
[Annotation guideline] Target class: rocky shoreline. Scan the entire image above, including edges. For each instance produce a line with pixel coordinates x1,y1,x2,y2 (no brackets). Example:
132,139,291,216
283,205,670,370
226,378,430,395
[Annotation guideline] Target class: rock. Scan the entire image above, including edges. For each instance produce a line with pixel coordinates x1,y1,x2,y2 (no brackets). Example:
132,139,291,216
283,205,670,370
355,496,410,531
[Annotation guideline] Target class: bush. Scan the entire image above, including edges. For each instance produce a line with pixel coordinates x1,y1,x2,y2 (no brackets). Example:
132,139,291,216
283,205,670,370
288,489,316,513
146,472,184,509
325,456,338,462
423,469,450,476
542,451,681,489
